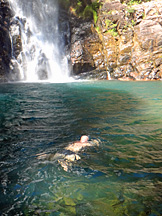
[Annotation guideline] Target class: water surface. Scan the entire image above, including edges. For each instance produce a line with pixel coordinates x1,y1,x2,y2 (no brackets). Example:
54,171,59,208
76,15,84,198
0,81,162,215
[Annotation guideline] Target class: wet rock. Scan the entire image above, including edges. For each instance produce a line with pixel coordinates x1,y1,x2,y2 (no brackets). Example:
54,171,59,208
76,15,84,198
74,69,107,80
9,18,22,58
0,0,13,81
69,16,105,75
0,0,24,81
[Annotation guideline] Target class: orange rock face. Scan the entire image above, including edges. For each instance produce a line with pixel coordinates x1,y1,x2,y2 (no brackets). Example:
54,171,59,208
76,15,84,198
69,0,162,80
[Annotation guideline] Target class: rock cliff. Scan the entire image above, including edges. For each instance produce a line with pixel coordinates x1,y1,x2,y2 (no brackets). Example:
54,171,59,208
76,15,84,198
1,0,162,81
68,0,162,80
0,0,13,81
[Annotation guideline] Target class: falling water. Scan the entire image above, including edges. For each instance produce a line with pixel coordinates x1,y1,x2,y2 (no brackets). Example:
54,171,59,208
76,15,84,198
9,0,72,82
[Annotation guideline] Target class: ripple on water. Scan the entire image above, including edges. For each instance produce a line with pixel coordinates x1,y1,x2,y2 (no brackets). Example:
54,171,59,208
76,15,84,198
0,81,162,215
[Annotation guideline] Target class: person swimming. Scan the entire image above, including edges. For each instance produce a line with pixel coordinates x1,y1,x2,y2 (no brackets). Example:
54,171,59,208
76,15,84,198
37,135,100,171
65,135,97,152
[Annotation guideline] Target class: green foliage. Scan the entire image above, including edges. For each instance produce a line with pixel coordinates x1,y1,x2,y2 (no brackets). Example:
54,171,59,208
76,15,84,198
104,19,118,36
108,28,118,37
95,26,100,34
93,10,98,24
59,0,100,24
82,4,98,24
131,19,136,26
105,19,111,28
128,0,142,5
81,0,100,23
126,7,136,14
142,12,145,19
126,0,151,6
105,19,117,29
77,0,82,7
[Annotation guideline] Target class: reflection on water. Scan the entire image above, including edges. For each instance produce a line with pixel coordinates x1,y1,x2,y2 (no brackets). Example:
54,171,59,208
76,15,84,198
0,81,162,215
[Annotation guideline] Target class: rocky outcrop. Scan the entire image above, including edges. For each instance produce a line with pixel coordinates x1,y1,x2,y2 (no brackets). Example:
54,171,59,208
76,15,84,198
69,0,162,80
0,0,13,81
70,16,105,74
0,0,22,81
1,0,162,81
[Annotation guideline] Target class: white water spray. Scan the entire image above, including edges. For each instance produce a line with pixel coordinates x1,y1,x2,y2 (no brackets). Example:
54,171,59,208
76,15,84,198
9,0,72,82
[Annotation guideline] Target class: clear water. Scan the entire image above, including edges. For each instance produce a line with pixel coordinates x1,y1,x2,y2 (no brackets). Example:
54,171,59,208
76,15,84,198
0,81,162,215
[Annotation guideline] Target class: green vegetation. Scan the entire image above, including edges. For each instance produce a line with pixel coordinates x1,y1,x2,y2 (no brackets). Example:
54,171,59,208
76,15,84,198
82,3,99,24
131,19,136,26
126,0,151,6
95,26,101,34
126,7,136,14
108,28,118,37
77,0,100,23
104,19,118,36
127,0,142,5
95,19,119,37
122,20,135,32
59,0,101,23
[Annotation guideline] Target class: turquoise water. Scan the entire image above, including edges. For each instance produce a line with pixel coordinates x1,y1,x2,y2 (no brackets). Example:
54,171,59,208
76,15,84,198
0,81,162,215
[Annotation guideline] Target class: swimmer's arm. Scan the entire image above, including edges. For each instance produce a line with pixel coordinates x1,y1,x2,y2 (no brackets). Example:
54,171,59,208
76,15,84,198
65,144,75,151
83,140,100,147
83,142,93,147
89,139,100,146
36,153,48,160
36,152,56,160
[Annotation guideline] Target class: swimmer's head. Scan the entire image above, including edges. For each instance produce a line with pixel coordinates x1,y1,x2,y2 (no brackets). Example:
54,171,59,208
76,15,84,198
80,135,89,143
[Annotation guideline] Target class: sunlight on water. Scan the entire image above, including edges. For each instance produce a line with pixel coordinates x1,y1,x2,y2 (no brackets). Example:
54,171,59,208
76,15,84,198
0,81,162,215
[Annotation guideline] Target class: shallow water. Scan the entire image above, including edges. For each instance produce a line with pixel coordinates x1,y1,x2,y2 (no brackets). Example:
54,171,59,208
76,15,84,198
0,81,162,215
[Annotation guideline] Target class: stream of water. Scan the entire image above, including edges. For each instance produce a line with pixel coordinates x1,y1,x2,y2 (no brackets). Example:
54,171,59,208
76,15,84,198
9,0,71,82
0,81,162,215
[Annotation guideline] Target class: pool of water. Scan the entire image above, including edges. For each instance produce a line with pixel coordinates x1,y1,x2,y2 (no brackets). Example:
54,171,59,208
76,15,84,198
0,80,162,215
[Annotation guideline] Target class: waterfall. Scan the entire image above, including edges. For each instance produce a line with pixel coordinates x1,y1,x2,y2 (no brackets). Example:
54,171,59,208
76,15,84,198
9,0,72,82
